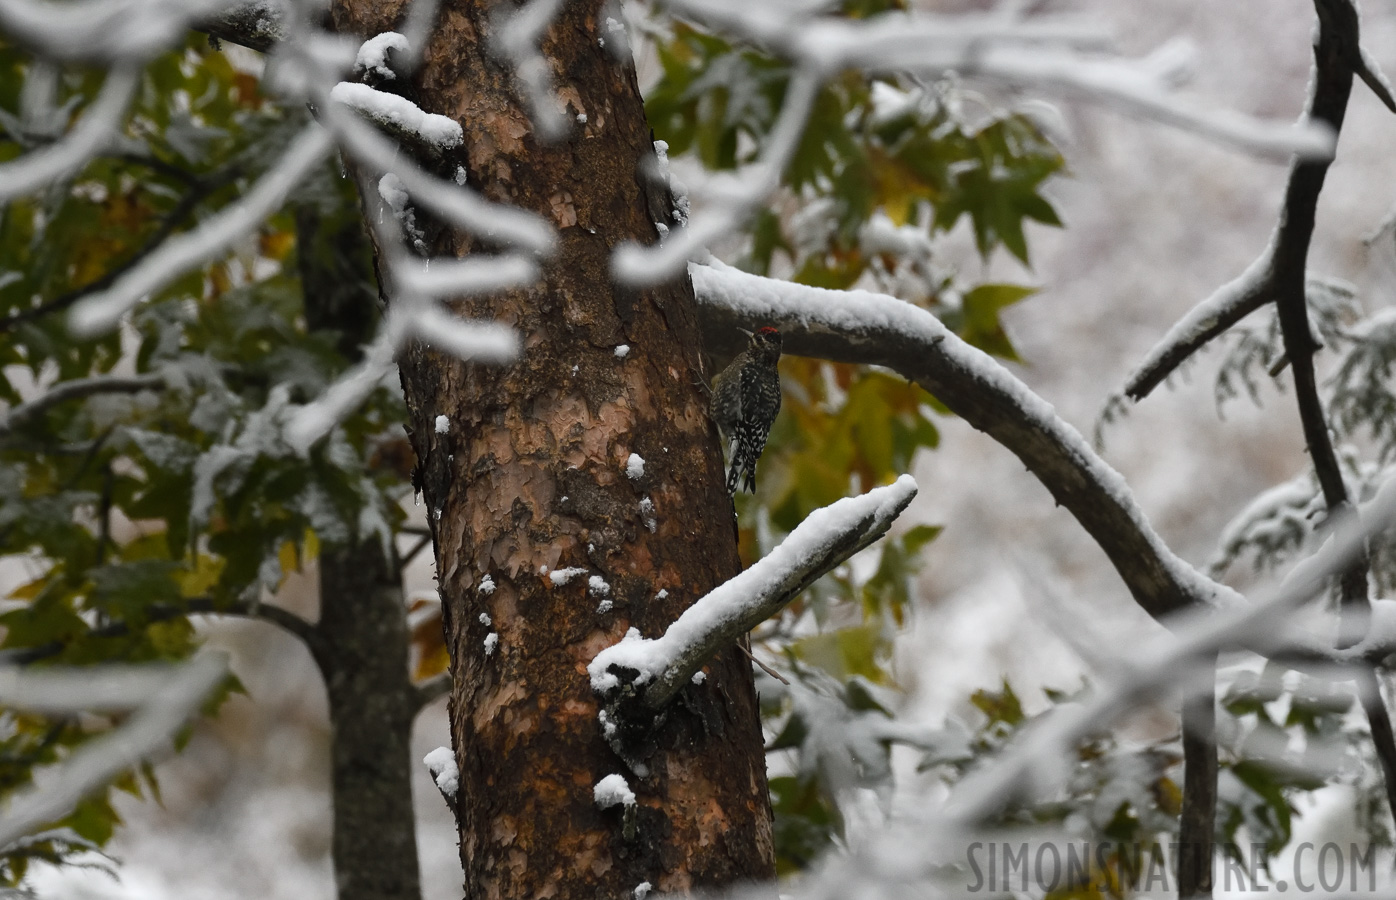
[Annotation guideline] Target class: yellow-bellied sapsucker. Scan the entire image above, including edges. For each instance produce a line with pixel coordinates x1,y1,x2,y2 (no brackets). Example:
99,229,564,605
710,326,783,494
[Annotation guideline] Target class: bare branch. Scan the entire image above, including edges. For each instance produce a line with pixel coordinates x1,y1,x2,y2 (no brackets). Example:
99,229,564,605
0,598,325,669
0,167,236,333
1177,660,1217,900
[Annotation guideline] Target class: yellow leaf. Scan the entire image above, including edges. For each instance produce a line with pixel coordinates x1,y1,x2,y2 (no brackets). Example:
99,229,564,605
278,540,300,574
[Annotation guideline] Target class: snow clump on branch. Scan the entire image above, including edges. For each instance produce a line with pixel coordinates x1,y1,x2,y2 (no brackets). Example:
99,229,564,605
329,82,463,150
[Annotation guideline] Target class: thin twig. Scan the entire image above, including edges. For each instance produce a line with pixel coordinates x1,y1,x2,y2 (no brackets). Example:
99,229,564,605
741,643,789,685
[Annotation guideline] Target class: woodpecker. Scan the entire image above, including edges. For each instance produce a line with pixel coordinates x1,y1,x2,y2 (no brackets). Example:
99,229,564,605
710,326,783,494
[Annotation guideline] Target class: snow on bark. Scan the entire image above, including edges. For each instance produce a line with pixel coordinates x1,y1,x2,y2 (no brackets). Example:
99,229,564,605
355,31,408,80
625,453,645,480
592,773,635,809
589,476,918,705
423,747,459,797
549,567,587,586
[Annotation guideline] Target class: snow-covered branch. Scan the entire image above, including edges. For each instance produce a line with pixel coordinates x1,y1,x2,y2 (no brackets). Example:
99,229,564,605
589,477,917,712
665,0,1333,161
0,653,229,851
0,0,231,62
611,68,821,285
196,0,285,53
0,372,164,435
1120,234,1277,402
942,472,1396,826
1116,0,1384,405
690,260,1240,622
492,0,569,142
311,61,557,254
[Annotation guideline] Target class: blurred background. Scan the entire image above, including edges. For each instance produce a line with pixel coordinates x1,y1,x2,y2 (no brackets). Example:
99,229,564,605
30,0,1396,896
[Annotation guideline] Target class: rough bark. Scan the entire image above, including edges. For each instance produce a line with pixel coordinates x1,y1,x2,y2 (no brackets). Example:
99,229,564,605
326,2,777,899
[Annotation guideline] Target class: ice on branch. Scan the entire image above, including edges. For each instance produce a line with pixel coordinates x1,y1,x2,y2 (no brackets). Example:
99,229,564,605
593,773,635,809
329,82,462,151
589,477,917,710
356,32,409,81
423,747,459,797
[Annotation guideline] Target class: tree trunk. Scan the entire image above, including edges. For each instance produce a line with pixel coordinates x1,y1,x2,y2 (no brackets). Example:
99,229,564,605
327,2,777,898
318,540,423,900
298,183,424,900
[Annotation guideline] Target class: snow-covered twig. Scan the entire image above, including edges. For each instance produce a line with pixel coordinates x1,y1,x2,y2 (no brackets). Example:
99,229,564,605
689,259,1240,622
67,125,334,336
281,290,520,453
0,372,164,435
589,476,917,711
1121,234,1277,402
395,255,540,299
665,0,1333,161
0,653,229,851
0,663,188,712
0,65,139,202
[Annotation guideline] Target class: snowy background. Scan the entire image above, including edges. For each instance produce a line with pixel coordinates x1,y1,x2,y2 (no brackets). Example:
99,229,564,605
31,0,1396,896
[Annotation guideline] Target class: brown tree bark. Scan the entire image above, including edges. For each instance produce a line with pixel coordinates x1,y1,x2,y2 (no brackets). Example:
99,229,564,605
326,2,777,898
